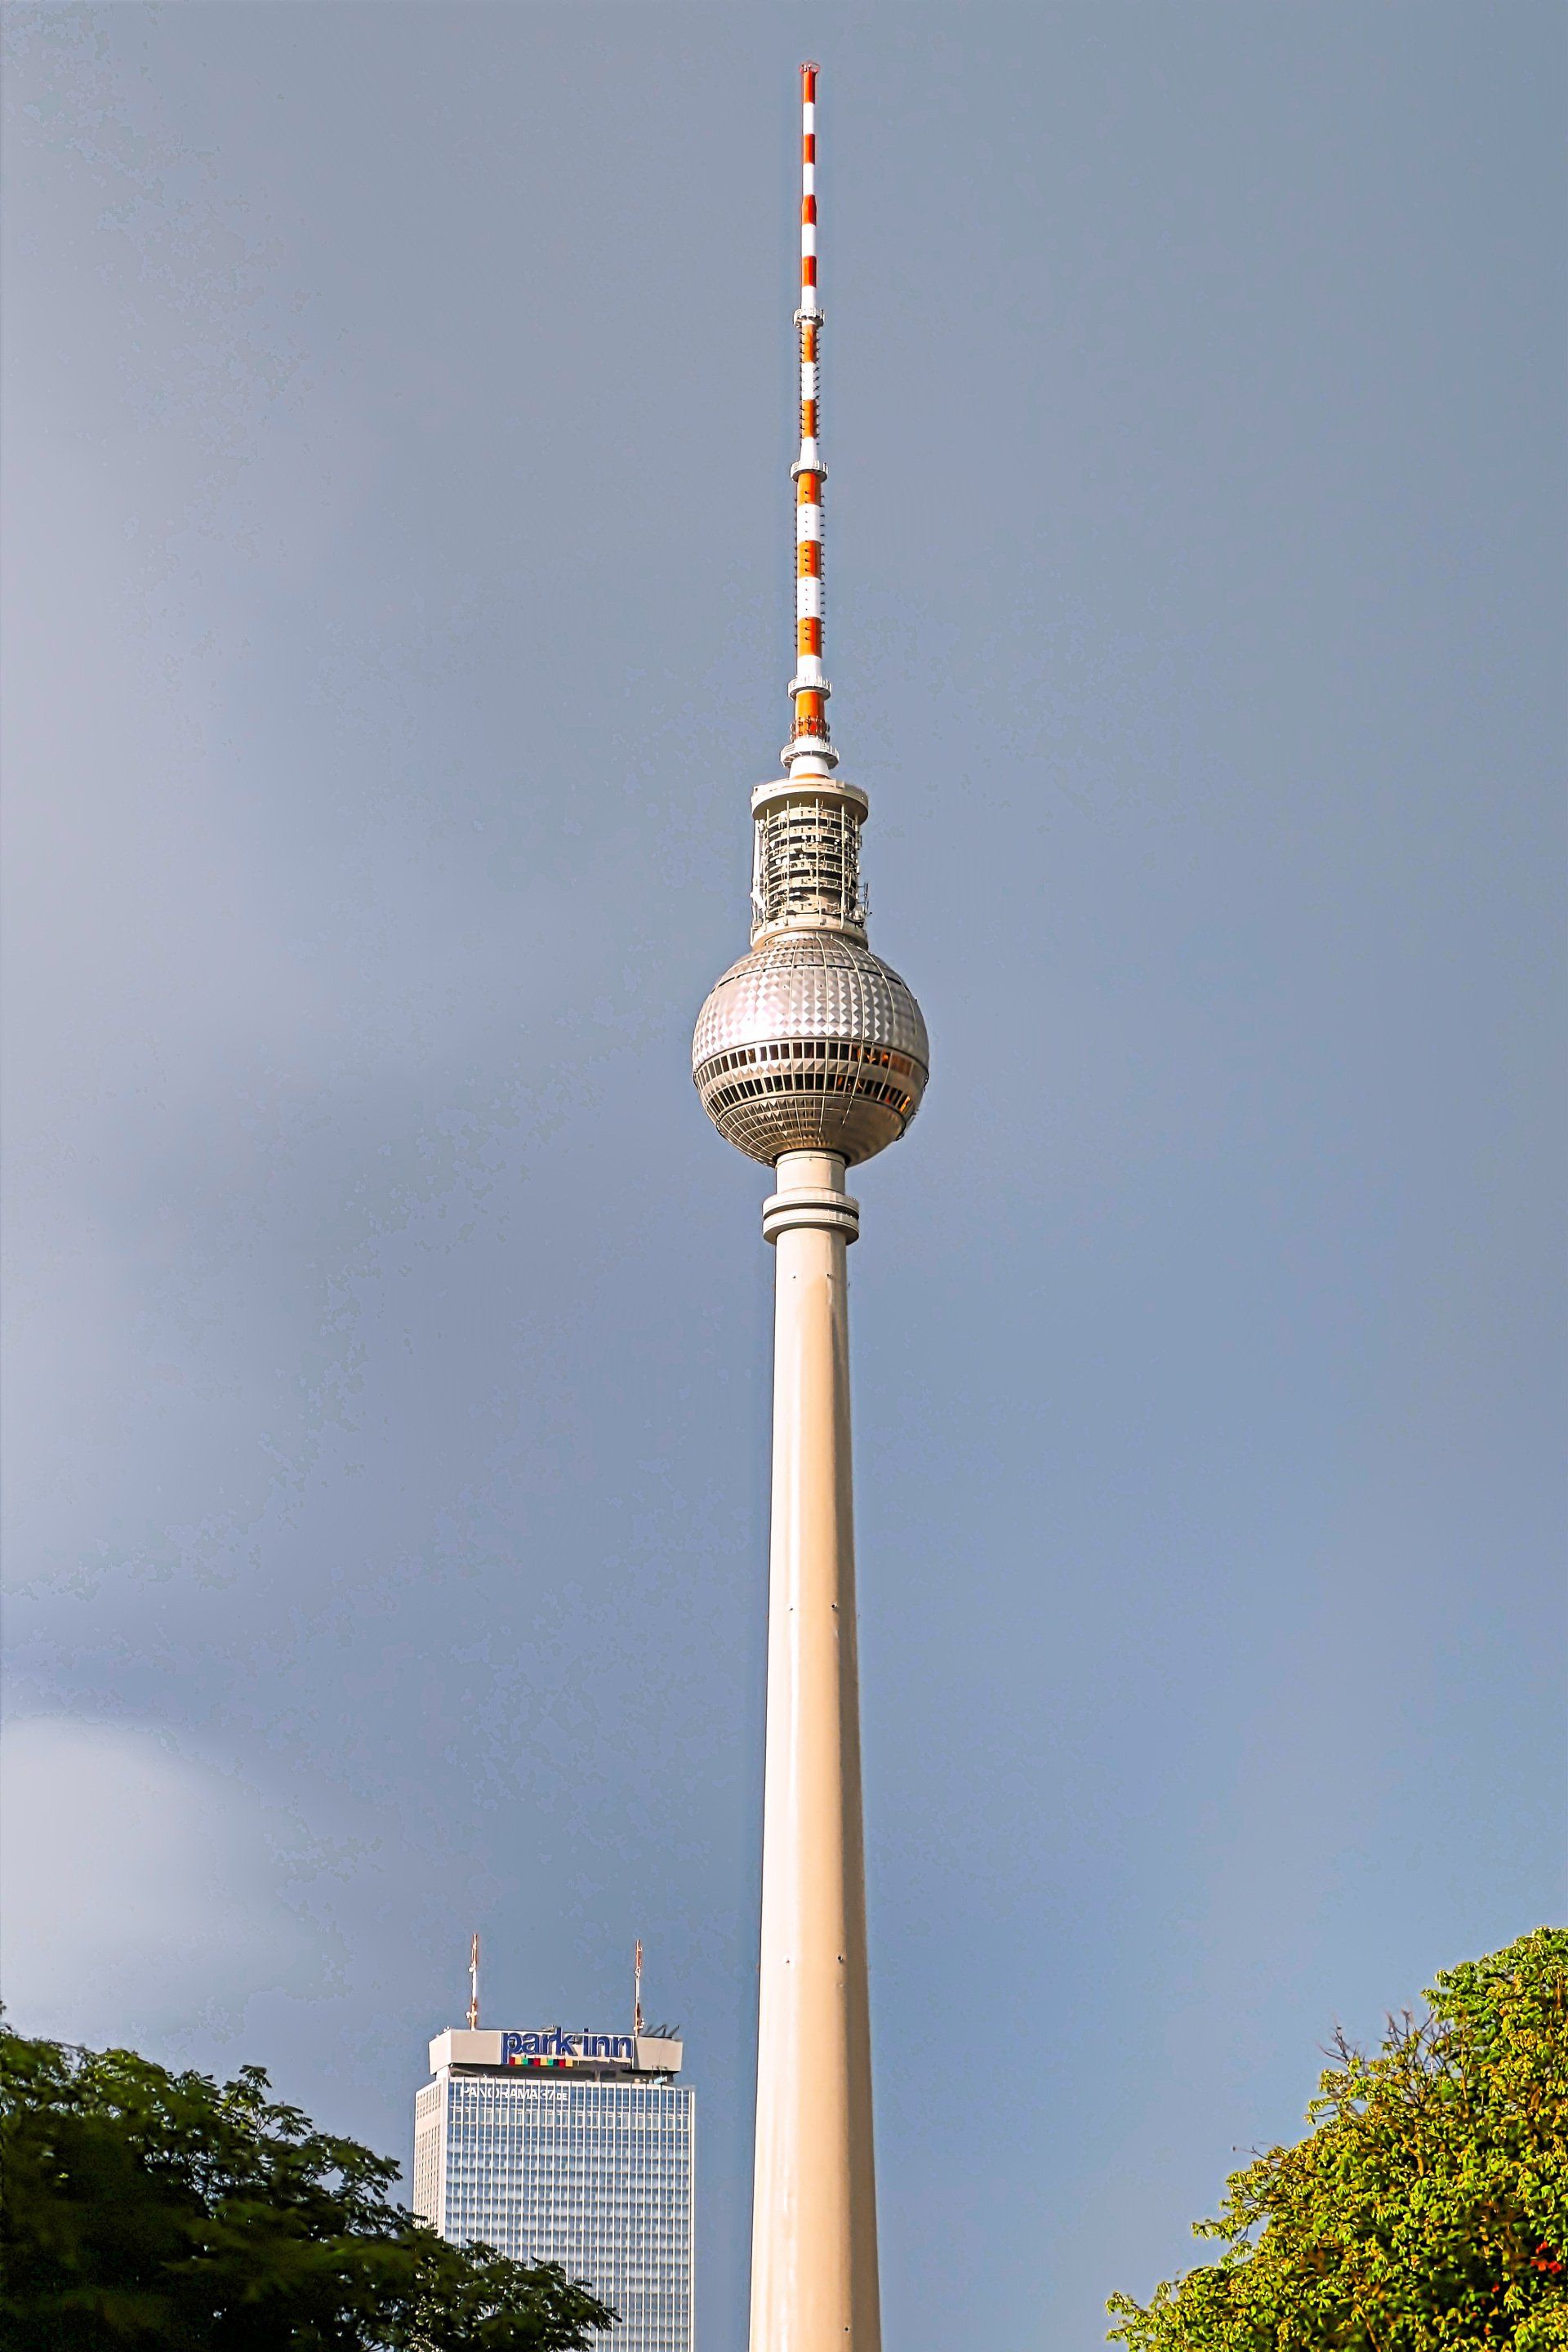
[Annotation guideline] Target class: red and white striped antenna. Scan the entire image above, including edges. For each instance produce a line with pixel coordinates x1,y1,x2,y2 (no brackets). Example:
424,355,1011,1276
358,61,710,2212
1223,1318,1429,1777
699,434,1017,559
785,62,835,777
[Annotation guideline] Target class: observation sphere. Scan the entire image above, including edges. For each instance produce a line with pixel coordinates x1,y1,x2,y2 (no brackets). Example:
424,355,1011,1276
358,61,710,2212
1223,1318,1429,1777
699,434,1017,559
693,931,929,1167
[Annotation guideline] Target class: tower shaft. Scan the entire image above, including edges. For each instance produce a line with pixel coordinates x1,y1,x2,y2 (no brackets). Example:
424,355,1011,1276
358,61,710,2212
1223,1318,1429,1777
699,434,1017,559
750,1150,881,2352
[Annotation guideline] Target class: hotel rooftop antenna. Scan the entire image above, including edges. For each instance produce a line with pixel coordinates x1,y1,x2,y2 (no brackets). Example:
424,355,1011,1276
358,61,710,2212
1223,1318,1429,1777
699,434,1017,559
692,61,929,2352
466,1933,480,2033
633,1940,645,2039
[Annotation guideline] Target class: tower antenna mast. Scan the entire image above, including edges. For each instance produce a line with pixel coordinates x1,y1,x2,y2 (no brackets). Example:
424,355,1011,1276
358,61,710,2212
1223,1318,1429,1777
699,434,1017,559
633,1939,644,2038
788,60,833,777
466,1932,480,2032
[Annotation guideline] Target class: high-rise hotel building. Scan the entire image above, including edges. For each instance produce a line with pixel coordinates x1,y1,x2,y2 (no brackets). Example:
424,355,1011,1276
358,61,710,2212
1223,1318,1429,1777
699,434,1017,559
413,2026,693,2352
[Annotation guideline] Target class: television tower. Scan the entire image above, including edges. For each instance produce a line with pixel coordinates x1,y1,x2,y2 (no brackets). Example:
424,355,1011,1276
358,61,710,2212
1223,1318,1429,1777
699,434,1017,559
693,63,929,2352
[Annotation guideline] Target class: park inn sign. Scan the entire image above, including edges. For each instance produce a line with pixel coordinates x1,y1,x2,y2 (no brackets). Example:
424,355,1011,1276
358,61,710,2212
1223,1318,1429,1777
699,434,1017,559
426,2027,684,2078
503,2029,631,2064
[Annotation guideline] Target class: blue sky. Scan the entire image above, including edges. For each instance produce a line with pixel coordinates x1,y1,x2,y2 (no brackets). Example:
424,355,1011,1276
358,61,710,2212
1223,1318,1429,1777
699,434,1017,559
2,6,1563,2345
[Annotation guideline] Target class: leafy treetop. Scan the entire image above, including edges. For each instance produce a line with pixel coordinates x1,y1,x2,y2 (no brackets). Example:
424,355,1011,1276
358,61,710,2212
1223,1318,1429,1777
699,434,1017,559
1107,1927,1568,2351
0,2023,617,2350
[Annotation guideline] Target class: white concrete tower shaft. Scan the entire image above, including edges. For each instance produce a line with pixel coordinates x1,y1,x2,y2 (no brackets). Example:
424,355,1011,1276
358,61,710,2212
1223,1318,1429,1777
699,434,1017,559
751,1147,880,2352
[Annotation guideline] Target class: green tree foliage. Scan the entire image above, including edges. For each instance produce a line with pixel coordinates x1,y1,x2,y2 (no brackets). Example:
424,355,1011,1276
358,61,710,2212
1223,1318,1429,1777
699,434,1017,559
0,2024,617,2350
1107,1927,1568,2350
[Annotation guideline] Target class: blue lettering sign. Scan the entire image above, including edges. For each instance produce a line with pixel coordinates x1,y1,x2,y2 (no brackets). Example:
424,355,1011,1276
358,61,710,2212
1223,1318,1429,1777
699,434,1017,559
489,2027,638,2066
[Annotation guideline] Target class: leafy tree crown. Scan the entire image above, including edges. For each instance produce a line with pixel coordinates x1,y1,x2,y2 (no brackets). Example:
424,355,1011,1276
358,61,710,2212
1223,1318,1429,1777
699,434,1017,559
1107,1926,1568,2352
0,2023,617,2350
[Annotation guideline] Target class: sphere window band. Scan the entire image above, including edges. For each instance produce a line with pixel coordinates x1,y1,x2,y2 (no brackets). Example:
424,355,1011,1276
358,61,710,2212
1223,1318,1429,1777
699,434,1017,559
699,1041,921,1081
701,1068,915,1114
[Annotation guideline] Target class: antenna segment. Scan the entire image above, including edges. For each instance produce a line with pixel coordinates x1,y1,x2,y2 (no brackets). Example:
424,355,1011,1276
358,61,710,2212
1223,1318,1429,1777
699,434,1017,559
467,1932,480,2032
787,62,833,777
634,1940,645,2038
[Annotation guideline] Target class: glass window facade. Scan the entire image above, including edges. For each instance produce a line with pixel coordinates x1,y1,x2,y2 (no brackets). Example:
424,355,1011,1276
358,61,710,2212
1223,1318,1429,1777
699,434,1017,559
413,2069,694,2352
